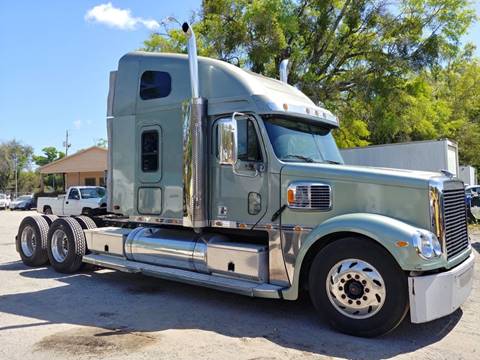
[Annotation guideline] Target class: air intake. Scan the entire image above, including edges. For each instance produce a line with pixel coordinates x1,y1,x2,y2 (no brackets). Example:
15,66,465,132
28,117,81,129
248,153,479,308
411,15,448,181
287,182,332,210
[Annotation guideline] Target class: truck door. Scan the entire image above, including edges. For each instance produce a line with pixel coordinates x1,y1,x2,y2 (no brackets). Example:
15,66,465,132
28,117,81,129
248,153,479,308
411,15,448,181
211,115,268,225
64,188,81,215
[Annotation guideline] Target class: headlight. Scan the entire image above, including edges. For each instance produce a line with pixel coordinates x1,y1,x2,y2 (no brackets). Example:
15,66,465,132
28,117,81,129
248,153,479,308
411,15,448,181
413,231,442,259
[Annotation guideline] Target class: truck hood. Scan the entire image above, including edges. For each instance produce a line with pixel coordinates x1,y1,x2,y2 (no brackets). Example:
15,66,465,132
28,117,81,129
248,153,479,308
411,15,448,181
281,163,446,189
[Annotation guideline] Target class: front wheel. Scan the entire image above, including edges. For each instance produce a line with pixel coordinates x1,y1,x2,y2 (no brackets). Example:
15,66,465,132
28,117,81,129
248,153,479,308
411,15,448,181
309,237,409,337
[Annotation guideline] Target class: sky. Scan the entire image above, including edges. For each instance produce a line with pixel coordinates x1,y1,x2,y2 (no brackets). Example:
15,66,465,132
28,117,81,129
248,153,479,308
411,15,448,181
0,1,479,157
0,1,201,156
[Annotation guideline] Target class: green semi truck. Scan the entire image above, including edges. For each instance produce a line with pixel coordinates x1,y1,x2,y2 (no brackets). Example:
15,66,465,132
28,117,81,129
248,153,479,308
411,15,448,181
16,23,474,337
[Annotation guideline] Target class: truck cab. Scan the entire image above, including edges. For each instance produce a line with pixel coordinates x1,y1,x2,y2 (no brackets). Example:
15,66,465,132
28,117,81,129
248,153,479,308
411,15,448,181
16,24,474,337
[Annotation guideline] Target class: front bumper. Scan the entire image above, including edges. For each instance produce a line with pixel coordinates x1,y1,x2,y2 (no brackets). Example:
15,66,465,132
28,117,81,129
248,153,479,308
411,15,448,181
408,252,475,323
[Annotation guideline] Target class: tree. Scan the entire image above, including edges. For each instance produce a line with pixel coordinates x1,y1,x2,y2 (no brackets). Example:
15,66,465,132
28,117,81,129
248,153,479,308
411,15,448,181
142,0,479,167
32,147,65,167
95,138,108,148
0,140,34,192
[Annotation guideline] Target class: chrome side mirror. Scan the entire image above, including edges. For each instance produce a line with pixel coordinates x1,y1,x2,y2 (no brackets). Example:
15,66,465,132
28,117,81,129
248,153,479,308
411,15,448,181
218,115,239,165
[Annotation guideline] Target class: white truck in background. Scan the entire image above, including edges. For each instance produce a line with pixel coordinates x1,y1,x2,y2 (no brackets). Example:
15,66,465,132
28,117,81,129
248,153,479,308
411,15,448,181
37,186,106,216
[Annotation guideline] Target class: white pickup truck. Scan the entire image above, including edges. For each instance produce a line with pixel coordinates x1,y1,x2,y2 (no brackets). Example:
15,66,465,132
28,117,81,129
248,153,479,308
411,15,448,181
37,186,106,216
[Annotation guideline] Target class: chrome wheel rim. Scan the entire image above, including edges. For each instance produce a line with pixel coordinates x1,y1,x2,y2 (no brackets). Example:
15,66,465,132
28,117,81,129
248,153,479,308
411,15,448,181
20,225,36,257
326,258,386,319
51,229,69,263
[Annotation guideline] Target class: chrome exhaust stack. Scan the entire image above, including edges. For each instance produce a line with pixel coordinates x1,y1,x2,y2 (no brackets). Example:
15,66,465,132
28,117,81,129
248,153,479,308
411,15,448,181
279,59,289,83
182,22,208,231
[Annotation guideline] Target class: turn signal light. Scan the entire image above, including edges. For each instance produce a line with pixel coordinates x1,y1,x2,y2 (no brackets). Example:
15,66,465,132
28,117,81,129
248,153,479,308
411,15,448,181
287,189,295,204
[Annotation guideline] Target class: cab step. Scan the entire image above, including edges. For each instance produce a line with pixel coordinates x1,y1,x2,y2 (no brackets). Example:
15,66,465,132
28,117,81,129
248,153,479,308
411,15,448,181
82,253,284,299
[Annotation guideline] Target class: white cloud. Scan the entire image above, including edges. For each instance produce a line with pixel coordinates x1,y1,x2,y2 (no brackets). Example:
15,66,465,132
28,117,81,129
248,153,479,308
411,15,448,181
73,120,82,129
85,3,160,31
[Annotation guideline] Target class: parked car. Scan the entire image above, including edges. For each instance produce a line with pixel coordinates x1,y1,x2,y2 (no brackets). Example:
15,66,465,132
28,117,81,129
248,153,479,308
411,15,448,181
37,186,106,216
0,193,9,210
469,193,480,220
10,195,36,210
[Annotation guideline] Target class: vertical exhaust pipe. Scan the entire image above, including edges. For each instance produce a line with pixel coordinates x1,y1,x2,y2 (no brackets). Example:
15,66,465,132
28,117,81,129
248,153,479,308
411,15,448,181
279,59,289,83
182,22,208,232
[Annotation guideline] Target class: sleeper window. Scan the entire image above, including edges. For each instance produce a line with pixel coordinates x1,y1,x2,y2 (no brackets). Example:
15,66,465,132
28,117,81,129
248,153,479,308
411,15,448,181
140,71,172,100
141,130,159,172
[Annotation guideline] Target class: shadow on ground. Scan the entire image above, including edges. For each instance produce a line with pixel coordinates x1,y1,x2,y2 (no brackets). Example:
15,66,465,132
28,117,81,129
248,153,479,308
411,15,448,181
0,260,463,360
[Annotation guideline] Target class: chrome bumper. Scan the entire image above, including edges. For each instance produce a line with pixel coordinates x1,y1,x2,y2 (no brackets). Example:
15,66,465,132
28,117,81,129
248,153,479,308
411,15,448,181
408,252,475,323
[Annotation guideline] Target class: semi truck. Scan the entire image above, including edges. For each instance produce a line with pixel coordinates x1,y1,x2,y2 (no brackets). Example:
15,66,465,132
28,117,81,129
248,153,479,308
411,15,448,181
15,23,474,337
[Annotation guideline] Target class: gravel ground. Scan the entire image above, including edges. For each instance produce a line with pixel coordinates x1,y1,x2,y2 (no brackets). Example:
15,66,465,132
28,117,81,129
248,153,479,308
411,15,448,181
0,210,479,360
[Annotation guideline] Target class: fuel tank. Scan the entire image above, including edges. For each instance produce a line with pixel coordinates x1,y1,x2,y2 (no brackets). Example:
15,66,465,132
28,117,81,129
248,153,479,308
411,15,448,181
124,227,226,273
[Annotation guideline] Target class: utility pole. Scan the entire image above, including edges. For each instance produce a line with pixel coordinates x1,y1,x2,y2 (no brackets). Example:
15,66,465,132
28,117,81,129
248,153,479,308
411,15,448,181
63,130,71,156
13,154,18,199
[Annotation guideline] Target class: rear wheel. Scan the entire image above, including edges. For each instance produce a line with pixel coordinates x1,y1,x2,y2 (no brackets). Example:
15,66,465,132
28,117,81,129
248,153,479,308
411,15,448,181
74,215,97,230
16,216,49,266
41,214,58,226
47,218,86,273
309,237,409,337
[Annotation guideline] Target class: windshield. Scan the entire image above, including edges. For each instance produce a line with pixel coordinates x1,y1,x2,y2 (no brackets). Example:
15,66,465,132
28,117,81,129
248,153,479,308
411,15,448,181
80,187,105,199
263,116,344,164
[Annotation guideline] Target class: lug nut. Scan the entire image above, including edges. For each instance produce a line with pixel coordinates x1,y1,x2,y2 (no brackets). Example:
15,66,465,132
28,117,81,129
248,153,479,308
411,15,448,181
348,300,353,304
365,288,370,293
362,280,367,285
363,296,367,301
355,274,360,279
341,294,346,299
347,274,351,279
340,279,345,283
338,286,343,291
356,300,361,305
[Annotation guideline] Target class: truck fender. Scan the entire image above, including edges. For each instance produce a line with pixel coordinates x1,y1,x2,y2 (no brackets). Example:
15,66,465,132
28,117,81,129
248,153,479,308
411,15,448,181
282,213,443,300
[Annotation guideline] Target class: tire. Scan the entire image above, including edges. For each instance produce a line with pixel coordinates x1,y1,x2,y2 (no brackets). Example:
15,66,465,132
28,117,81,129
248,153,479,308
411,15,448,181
47,218,86,273
43,206,53,215
74,215,97,230
16,216,49,266
308,237,409,337
41,214,58,226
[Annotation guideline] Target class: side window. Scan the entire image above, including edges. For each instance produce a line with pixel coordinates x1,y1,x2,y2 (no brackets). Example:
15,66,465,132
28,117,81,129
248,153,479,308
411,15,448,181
69,188,80,200
141,130,159,172
140,71,172,100
214,117,263,162
237,119,262,162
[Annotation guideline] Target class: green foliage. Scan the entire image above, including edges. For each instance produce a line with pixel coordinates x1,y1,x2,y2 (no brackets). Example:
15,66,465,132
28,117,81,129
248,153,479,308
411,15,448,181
142,0,480,167
18,171,41,194
32,146,65,167
95,138,108,148
0,140,34,192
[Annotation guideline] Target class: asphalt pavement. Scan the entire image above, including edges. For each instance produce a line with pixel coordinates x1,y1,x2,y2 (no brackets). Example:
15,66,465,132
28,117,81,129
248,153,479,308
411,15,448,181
0,210,479,360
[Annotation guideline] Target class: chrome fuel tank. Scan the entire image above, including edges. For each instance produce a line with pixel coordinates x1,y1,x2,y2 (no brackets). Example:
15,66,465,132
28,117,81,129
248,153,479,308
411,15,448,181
124,227,226,273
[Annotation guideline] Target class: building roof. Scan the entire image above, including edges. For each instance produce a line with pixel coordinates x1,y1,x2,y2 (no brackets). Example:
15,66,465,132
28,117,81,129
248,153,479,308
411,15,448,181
39,146,107,174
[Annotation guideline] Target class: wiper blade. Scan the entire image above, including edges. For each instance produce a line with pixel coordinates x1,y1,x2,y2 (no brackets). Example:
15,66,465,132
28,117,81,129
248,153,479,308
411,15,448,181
323,160,341,164
282,154,314,163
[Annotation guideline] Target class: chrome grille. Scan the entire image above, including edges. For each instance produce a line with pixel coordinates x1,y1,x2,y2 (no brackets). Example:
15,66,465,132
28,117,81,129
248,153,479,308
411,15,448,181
443,187,469,259
289,183,331,210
